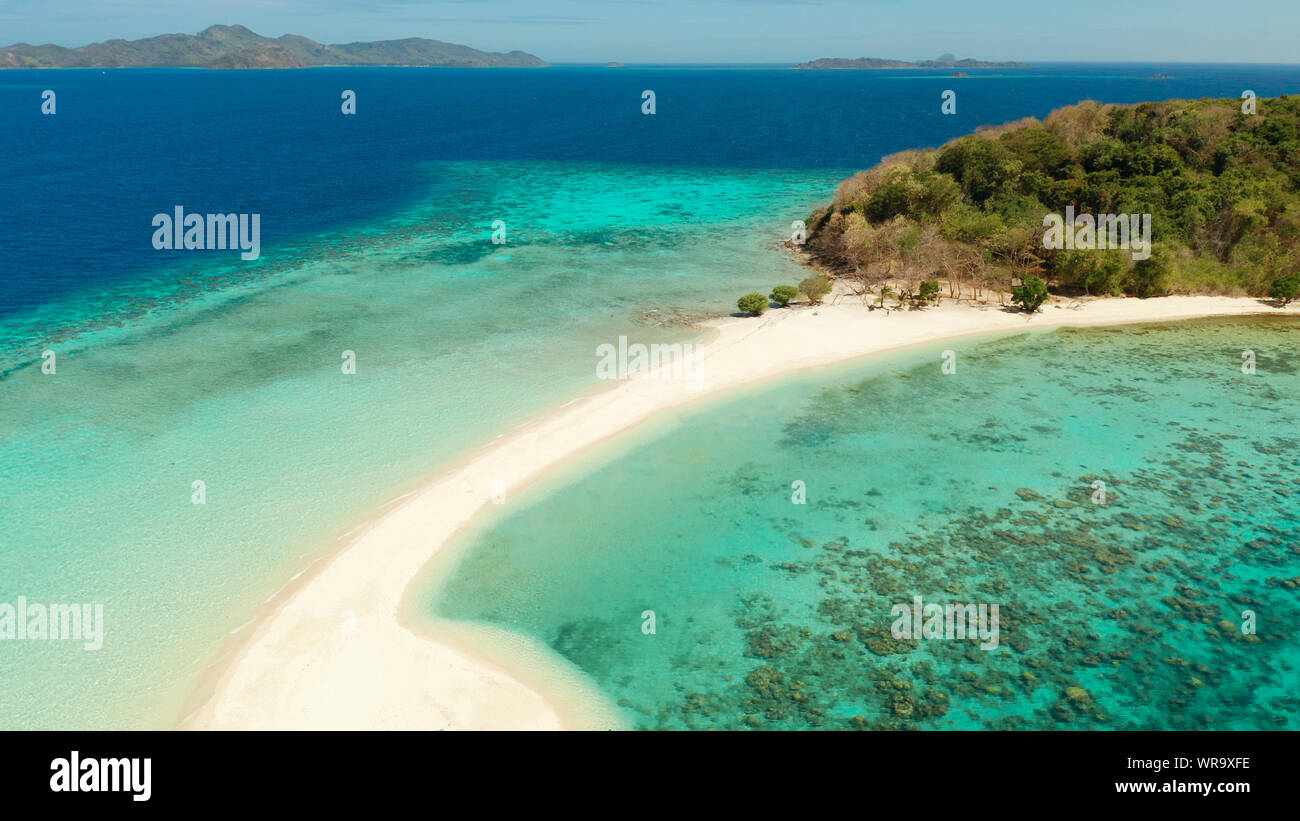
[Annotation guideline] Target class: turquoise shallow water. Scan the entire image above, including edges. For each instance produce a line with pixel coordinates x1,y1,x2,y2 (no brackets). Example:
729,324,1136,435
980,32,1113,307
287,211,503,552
0,160,832,729
429,317,1300,730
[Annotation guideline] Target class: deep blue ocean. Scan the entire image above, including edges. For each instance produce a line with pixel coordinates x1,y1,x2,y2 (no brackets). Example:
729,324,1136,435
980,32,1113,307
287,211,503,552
5,63,1300,317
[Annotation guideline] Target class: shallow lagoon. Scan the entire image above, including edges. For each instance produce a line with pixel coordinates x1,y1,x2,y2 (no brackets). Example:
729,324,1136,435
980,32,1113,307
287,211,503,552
0,159,827,729
431,316,1300,730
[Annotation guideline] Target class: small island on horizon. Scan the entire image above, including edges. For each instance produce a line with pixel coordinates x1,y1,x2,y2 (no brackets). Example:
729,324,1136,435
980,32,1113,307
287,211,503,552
0,24,548,69
796,53,1028,70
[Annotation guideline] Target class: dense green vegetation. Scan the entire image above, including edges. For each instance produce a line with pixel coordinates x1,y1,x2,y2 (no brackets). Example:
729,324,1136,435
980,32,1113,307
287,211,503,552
1270,272,1300,305
806,96,1300,301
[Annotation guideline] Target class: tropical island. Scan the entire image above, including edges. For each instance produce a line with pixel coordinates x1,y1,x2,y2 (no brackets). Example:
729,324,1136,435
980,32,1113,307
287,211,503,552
0,24,548,69
190,93,1299,733
757,95,1300,312
796,54,1028,70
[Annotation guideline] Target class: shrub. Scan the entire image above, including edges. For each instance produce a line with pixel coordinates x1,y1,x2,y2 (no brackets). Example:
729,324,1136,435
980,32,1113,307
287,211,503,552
918,278,941,304
1012,277,1050,312
770,285,799,306
799,276,832,304
1269,273,1300,305
737,293,770,315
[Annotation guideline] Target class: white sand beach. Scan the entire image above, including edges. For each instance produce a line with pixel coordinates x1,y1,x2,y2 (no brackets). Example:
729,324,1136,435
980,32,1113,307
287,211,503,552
186,292,1297,730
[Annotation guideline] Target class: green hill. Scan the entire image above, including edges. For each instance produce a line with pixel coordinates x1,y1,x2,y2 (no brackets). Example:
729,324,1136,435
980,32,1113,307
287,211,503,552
805,96,1300,300
0,24,548,69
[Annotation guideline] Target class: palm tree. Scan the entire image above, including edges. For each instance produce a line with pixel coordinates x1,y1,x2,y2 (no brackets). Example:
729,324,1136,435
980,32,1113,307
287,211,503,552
877,285,895,309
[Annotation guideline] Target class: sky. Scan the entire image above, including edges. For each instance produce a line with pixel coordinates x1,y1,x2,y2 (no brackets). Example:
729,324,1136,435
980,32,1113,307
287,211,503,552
1,0,1297,64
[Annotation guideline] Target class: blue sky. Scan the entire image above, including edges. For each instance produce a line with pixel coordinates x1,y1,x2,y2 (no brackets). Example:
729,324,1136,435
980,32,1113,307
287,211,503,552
2,0,1296,64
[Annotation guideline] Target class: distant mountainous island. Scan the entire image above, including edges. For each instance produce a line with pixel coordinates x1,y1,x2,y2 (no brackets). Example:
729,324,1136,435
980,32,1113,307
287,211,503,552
0,24,547,69
796,54,1027,70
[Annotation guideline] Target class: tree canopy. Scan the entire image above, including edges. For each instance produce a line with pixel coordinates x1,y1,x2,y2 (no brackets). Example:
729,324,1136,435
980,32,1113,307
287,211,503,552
806,96,1300,299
